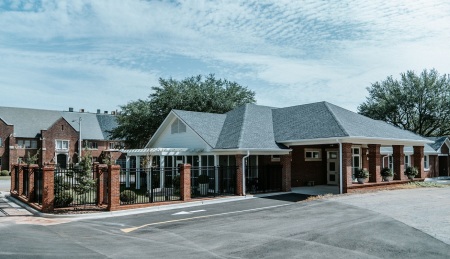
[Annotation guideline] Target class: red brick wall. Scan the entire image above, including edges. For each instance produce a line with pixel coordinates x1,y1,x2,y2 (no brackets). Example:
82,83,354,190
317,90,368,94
368,144,381,183
291,145,335,186
0,119,14,171
393,145,406,180
413,146,424,178
42,118,79,165
342,143,352,193
427,155,438,178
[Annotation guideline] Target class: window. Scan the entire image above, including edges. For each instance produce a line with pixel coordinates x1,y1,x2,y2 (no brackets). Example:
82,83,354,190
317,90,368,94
382,155,394,169
56,140,69,150
352,147,361,178
171,118,186,134
0,157,2,167
88,142,98,149
424,155,429,170
404,155,410,168
305,149,321,161
17,139,37,149
109,142,116,149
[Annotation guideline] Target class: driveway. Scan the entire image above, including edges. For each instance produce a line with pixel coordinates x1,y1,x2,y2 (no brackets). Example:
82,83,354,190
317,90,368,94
329,187,450,245
0,191,449,258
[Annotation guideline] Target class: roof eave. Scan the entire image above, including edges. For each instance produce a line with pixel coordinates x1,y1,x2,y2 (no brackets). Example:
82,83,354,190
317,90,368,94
279,136,433,147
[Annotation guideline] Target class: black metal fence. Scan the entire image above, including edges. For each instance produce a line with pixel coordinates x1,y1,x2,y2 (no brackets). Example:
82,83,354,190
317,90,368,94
54,166,97,208
191,166,237,198
14,167,19,193
34,168,43,205
246,165,282,193
119,167,181,205
22,167,29,197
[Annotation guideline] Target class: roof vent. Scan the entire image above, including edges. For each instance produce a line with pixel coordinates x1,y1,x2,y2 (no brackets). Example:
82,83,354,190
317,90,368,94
69,107,74,112
97,109,101,114
80,109,84,113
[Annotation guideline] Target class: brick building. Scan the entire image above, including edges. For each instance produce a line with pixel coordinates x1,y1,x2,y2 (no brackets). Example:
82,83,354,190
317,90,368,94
0,107,123,171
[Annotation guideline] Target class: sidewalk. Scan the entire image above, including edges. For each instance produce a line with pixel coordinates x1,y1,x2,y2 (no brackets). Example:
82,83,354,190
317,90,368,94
0,191,33,217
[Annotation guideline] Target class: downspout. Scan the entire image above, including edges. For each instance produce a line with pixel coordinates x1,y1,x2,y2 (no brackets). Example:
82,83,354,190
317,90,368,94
242,150,250,196
338,139,343,194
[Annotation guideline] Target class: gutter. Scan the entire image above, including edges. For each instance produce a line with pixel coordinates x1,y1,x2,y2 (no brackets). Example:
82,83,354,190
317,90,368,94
242,150,250,196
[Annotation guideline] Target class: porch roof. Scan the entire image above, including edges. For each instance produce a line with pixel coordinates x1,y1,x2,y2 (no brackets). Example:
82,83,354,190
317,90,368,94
122,148,204,156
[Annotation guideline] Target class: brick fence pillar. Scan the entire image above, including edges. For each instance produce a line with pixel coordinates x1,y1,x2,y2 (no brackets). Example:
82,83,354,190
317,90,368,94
393,145,405,180
368,144,381,183
18,165,24,196
413,146,424,178
235,155,244,196
281,154,291,192
96,164,107,206
180,164,191,201
107,165,120,211
342,143,352,193
41,165,55,213
10,165,17,193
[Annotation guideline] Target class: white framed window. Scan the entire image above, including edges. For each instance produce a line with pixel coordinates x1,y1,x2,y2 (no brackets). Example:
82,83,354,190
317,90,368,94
88,142,98,149
271,155,280,162
382,155,394,169
17,139,37,149
404,155,410,168
305,149,321,161
171,118,186,134
109,142,116,149
424,155,429,170
56,140,69,150
352,147,361,177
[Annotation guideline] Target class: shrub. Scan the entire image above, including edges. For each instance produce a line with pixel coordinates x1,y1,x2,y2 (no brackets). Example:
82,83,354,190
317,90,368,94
120,190,137,203
380,167,394,177
404,166,418,177
354,168,369,179
198,174,209,184
0,170,10,176
54,175,71,191
54,191,74,207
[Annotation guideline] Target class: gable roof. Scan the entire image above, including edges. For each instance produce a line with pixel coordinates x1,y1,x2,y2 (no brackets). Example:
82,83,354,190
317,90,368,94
427,136,449,151
0,106,118,140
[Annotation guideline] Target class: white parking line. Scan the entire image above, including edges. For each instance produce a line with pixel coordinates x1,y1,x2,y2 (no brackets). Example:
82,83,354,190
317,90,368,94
121,203,290,233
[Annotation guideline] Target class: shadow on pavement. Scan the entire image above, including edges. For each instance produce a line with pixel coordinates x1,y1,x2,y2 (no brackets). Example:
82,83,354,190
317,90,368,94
258,193,311,202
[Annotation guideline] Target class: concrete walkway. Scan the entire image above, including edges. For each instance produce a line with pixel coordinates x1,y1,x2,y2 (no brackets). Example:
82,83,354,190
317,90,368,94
0,191,33,217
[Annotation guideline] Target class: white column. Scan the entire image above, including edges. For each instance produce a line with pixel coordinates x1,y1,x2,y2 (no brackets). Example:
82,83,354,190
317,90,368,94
160,155,165,189
147,156,152,193
125,156,130,188
136,156,141,190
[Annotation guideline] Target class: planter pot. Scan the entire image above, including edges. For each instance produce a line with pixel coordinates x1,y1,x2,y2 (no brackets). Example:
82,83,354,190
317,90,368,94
407,175,415,180
357,178,366,184
382,176,393,182
199,183,209,195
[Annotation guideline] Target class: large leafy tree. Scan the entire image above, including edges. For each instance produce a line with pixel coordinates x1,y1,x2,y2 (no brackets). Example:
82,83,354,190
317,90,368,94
111,74,256,148
358,69,450,137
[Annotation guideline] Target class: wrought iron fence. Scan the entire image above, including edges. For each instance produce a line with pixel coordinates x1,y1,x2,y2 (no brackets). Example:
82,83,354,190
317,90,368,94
14,166,19,192
22,167,29,197
34,168,43,205
54,165,97,208
191,166,237,198
119,167,181,205
218,166,237,195
246,165,282,193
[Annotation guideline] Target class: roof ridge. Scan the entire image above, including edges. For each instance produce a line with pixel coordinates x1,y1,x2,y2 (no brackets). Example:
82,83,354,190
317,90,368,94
237,104,249,148
323,102,349,137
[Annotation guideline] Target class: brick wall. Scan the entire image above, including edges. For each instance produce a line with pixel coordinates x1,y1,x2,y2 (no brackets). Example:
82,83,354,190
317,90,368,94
291,145,331,186
368,144,381,183
393,145,406,181
413,146,424,178
342,143,352,193
41,117,79,166
0,119,14,171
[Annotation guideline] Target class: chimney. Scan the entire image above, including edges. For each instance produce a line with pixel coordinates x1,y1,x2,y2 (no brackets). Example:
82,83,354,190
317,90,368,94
80,109,84,113
111,111,116,115
69,107,74,112
104,111,108,114
97,109,101,114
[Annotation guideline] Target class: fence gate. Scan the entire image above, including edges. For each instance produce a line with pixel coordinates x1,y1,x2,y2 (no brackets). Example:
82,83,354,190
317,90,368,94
54,166,97,208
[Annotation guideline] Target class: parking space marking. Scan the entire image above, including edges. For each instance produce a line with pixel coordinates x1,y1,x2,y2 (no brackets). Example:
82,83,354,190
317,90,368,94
121,203,290,233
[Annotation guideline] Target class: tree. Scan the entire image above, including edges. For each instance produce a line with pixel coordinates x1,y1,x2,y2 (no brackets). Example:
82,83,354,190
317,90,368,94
111,74,256,148
358,69,450,137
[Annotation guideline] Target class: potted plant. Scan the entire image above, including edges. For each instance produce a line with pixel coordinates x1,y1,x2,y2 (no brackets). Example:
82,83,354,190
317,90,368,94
198,174,210,195
354,168,369,184
404,166,418,180
380,167,394,182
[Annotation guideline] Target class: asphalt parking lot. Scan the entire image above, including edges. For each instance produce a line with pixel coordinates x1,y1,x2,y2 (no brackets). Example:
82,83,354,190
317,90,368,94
0,190,449,258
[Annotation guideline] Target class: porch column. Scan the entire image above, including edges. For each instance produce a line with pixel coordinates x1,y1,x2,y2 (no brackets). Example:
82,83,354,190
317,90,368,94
41,165,55,213
235,155,243,196
361,147,369,170
341,143,352,193
160,155,165,188
368,144,381,183
136,156,141,189
280,154,291,192
413,146,424,178
393,145,405,180
180,164,191,201
125,156,130,188
214,155,219,193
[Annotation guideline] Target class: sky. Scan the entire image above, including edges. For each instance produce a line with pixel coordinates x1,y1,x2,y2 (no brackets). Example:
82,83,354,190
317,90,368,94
1,0,450,113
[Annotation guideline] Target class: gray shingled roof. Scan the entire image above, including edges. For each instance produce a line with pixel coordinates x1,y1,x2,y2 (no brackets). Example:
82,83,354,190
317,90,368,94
173,110,226,148
0,106,118,140
273,102,427,142
426,136,448,151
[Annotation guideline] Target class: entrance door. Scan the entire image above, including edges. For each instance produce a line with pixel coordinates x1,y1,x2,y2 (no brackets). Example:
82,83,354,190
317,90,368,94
327,151,339,185
57,154,67,169
439,156,449,177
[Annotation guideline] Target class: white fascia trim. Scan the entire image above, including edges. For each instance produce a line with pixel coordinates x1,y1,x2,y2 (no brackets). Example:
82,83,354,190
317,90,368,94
280,136,432,146
212,148,291,155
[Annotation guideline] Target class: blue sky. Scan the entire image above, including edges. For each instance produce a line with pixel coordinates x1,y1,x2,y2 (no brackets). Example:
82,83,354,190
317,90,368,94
1,0,450,113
